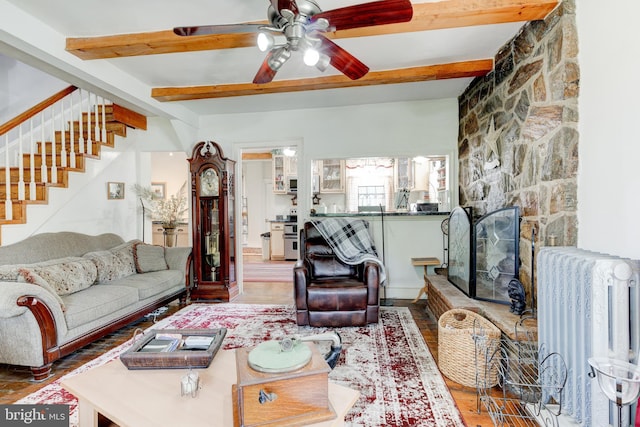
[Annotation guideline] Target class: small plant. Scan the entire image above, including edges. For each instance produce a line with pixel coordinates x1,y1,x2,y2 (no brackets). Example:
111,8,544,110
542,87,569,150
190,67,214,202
133,182,188,227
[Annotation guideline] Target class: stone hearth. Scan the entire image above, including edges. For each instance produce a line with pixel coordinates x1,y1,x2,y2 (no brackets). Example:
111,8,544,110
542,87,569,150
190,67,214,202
426,274,537,341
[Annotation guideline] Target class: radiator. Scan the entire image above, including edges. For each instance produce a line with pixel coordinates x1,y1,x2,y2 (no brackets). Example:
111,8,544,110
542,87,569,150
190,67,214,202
537,247,640,426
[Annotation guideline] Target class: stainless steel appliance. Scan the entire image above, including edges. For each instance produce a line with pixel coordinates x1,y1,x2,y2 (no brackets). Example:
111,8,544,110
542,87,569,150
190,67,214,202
284,222,298,260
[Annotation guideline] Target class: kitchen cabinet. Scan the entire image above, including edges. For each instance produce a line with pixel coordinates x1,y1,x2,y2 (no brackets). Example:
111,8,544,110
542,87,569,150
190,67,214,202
151,223,189,247
273,154,297,193
189,141,237,302
272,155,286,193
270,222,285,260
319,159,345,193
395,157,414,190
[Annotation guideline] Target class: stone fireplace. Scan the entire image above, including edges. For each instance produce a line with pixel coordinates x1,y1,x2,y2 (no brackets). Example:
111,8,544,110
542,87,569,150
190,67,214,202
457,0,578,307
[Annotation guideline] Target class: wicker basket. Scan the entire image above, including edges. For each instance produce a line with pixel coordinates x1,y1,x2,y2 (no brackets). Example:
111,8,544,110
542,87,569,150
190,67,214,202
437,308,501,388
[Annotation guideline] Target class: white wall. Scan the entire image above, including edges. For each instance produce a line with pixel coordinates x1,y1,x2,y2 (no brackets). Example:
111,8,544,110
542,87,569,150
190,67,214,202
0,53,67,124
576,1,640,260
199,98,459,221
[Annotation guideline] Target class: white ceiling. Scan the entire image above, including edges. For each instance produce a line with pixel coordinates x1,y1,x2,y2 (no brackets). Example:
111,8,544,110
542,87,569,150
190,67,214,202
0,0,544,119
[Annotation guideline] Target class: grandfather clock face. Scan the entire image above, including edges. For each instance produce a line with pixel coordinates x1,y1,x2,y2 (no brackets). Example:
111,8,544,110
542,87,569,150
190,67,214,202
200,168,219,197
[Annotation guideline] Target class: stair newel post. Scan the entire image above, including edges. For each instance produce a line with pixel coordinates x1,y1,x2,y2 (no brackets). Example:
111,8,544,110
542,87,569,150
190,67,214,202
78,89,85,155
69,93,76,169
17,123,25,201
94,93,100,144
40,113,48,184
86,92,93,156
29,119,36,200
101,96,107,142
4,134,12,221
59,100,67,168
49,106,58,185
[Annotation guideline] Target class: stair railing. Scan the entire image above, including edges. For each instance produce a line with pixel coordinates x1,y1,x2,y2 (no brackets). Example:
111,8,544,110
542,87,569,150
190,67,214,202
0,86,112,221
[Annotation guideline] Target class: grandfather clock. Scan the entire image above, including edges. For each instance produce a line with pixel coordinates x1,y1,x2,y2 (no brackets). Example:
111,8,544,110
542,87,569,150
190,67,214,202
188,141,237,301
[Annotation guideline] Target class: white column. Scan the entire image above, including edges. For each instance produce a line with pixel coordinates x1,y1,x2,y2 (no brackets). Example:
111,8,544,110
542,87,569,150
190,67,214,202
78,89,85,154
50,106,58,184
69,93,76,168
87,92,93,155
101,96,107,142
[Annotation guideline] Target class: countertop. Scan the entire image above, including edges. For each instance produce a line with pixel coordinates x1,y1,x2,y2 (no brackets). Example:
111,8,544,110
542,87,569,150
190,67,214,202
311,211,449,217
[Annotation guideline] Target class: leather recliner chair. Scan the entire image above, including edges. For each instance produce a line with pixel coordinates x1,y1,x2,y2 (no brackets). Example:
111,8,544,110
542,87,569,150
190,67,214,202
294,222,380,327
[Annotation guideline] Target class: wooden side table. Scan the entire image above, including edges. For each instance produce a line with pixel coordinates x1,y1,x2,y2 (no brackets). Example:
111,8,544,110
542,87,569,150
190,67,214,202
411,257,440,302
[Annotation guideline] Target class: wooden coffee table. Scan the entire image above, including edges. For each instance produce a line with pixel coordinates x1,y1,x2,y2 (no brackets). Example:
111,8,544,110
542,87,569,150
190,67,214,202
62,350,359,427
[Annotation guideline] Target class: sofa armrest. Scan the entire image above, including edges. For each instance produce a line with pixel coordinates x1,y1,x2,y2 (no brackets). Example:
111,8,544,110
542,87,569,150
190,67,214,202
164,247,192,272
0,281,65,322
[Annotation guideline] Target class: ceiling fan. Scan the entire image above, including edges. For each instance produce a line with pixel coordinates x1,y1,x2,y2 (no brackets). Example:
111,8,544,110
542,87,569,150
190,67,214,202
173,0,413,84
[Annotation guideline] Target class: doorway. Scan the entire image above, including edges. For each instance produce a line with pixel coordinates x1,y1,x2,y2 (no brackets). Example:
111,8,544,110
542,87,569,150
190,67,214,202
238,142,301,287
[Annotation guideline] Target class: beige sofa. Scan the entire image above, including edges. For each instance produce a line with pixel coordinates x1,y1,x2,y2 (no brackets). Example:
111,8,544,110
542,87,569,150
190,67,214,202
0,232,191,380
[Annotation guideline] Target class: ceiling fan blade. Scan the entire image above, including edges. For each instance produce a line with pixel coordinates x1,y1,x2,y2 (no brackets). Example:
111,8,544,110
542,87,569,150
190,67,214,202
318,35,369,80
312,0,413,31
173,24,265,37
271,0,299,15
253,53,278,84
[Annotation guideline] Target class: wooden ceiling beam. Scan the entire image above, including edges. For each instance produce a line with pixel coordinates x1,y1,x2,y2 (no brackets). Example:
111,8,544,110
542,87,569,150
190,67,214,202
150,59,493,101
66,0,558,60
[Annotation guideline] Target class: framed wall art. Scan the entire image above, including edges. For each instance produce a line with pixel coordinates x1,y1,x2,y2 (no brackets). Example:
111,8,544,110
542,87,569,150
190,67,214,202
107,182,125,200
151,182,166,200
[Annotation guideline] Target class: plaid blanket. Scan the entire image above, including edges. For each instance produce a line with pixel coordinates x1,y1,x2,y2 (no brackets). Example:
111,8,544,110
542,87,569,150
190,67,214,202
311,218,386,284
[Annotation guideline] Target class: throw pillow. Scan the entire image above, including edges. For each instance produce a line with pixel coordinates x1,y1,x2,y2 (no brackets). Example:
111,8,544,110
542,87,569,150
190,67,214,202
84,240,139,283
16,268,67,312
28,257,98,296
133,243,168,273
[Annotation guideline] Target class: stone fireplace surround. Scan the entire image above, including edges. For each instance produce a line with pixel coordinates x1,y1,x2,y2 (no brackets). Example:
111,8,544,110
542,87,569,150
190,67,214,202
457,0,578,313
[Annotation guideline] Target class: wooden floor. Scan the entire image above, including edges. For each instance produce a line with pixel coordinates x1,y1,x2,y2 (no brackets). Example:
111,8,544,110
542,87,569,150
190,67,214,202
0,259,495,426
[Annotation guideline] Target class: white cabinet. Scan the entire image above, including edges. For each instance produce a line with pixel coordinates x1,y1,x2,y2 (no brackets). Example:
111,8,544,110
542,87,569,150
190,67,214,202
319,159,345,193
270,222,285,260
151,224,189,247
273,155,286,193
273,155,297,193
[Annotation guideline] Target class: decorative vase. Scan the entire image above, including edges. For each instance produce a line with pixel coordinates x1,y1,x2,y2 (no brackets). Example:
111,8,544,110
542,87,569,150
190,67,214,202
162,224,178,247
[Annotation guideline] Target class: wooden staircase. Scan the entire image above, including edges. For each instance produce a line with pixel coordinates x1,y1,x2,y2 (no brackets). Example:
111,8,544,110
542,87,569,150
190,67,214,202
0,89,147,242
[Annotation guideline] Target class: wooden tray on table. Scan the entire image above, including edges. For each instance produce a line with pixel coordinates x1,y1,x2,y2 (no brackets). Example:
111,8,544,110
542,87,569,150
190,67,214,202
120,328,226,369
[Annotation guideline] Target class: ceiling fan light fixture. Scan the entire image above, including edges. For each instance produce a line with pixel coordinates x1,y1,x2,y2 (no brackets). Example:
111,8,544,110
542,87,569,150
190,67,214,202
315,53,330,72
303,48,320,66
267,47,291,71
257,32,274,52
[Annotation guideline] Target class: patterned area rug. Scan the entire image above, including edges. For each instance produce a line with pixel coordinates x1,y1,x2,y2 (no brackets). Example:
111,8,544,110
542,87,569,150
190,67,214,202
17,304,465,427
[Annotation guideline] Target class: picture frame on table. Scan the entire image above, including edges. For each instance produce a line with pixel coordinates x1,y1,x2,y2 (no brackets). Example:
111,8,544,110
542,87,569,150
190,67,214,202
107,182,125,200
151,182,166,200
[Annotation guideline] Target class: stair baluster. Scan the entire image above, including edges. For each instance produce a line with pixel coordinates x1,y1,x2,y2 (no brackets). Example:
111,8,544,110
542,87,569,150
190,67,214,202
29,119,36,201
69,94,76,169
59,100,67,168
40,114,48,184
78,89,85,154
101,96,107,142
94,94,100,144
86,92,92,155
17,124,25,200
49,106,57,184
4,134,12,221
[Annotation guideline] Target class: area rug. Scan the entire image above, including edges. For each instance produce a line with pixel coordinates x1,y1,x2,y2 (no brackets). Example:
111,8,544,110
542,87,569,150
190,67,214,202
17,304,465,427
